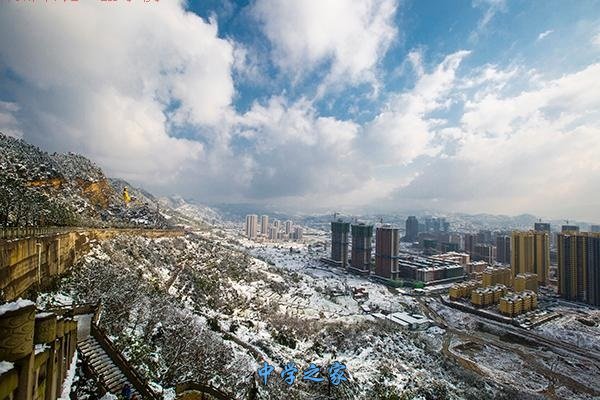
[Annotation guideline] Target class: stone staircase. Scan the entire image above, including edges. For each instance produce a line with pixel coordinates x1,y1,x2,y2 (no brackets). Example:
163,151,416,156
78,336,141,398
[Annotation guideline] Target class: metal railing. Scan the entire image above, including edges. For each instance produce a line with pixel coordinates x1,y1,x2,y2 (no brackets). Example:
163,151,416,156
90,323,161,400
0,226,77,240
0,226,186,240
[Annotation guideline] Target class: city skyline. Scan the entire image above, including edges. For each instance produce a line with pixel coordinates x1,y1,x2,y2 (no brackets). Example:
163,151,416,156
1,1,600,220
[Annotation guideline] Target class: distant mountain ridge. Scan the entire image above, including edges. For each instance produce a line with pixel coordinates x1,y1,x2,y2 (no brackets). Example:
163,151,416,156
159,195,222,226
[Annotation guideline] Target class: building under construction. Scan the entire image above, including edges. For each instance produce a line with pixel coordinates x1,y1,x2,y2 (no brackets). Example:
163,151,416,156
556,231,600,306
350,223,373,274
330,219,350,268
374,225,399,280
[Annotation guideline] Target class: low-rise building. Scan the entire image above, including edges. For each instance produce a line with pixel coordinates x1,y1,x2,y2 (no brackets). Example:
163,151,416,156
470,285,508,307
482,266,512,287
514,273,539,293
449,280,480,300
397,254,465,285
430,252,471,266
499,290,538,317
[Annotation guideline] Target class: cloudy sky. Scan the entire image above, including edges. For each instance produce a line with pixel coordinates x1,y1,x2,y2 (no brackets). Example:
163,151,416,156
1,0,600,220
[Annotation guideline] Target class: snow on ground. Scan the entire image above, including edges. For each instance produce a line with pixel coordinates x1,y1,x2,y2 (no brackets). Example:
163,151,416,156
451,341,549,392
534,307,600,352
59,352,78,400
54,231,508,398
0,298,34,316
0,361,14,376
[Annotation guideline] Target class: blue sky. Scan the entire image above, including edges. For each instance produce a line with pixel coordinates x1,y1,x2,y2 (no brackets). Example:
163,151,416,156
1,0,600,220
185,0,600,120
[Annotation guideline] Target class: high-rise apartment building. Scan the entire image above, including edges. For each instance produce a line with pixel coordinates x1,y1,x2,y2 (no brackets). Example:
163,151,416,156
268,226,278,240
533,231,550,285
591,225,600,233
511,231,549,285
534,222,553,247
511,231,533,277
562,225,580,233
350,223,373,274
463,233,476,256
285,220,293,235
474,243,496,264
260,215,269,235
496,235,511,264
477,230,492,245
558,232,587,302
405,216,419,242
293,226,303,241
558,232,600,305
587,234,600,306
245,214,258,239
424,218,433,232
331,220,350,267
423,217,446,233
375,225,399,280
534,222,551,233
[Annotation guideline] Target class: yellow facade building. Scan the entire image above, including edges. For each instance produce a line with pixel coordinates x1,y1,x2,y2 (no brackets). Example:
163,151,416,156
511,231,549,285
498,291,538,317
470,285,508,307
482,266,512,287
514,273,539,293
449,280,480,300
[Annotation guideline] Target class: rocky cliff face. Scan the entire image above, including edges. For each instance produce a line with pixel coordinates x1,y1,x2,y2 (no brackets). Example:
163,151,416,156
0,132,171,227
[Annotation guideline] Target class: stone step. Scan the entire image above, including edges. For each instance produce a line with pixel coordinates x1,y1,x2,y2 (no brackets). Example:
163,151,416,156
77,336,145,399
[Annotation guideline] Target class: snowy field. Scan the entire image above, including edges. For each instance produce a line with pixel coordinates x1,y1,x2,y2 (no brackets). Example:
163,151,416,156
534,306,600,353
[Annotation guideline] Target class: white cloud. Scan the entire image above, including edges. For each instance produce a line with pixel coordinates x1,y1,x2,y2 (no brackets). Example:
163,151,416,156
461,63,600,136
470,0,506,42
593,32,600,48
252,0,398,88
537,29,554,41
0,1,233,184
393,62,600,220
0,102,24,139
2,2,600,220
364,50,470,165
234,96,364,202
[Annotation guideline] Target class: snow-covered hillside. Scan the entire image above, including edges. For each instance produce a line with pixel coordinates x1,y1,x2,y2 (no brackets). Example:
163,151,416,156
0,132,198,228
47,232,509,400
159,196,222,226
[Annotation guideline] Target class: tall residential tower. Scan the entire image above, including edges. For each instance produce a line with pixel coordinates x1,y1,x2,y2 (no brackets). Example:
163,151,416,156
558,232,600,305
245,214,258,239
511,231,550,285
331,220,350,267
350,223,373,274
496,235,511,264
374,225,399,280
260,215,269,235
404,216,419,242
